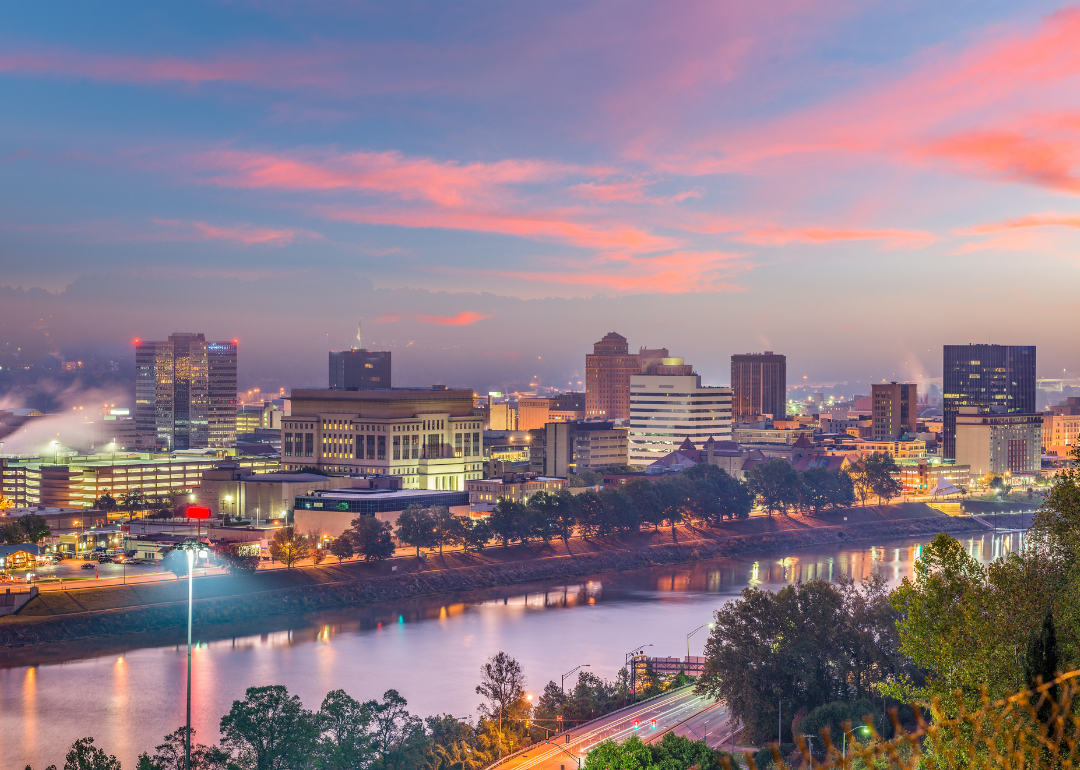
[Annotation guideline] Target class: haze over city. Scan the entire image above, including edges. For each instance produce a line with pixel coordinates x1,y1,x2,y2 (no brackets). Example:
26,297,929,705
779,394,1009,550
4,1,1080,395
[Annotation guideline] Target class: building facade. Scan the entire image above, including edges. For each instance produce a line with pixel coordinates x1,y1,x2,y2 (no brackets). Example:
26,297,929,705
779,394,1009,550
282,388,484,491
585,332,640,419
293,487,470,538
627,372,732,466
730,352,786,422
1042,398,1080,456
466,473,567,508
542,421,629,477
954,406,1042,478
136,333,237,451
517,392,586,431
899,460,971,494
329,349,392,390
872,382,917,440
942,344,1036,459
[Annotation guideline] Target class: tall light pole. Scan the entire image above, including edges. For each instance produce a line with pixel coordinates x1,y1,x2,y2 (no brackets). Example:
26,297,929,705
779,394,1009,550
177,539,208,770
687,622,714,658
562,663,590,695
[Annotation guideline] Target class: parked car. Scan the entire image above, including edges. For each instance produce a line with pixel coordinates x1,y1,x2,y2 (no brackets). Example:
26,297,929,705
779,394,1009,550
81,563,96,570
97,556,113,564
125,558,143,565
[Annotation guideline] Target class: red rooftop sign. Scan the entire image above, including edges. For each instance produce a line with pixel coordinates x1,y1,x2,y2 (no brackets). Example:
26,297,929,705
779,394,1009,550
186,505,211,520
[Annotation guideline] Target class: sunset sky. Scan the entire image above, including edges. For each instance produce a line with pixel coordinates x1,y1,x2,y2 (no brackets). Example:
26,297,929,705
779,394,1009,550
2,1,1078,393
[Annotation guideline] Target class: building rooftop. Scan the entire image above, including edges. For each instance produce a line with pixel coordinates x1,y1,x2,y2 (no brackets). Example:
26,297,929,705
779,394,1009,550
298,488,467,500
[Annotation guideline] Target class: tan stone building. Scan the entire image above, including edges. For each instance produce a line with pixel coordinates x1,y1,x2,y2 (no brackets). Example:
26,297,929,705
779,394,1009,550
282,387,484,491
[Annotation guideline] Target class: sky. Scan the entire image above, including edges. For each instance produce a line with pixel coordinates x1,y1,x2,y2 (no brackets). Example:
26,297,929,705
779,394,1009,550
2,0,1080,395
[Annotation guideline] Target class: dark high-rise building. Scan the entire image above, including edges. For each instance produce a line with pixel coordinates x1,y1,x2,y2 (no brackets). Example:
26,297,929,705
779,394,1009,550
135,333,237,450
585,332,641,419
871,382,917,439
730,352,787,421
329,350,392,390
942,344,1036,459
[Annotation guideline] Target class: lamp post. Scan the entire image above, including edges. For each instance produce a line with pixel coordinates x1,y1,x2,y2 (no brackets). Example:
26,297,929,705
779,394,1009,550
176,539,208,770
561,663,590,695
625,643,652,703
686,622,714,658
51,440,59,464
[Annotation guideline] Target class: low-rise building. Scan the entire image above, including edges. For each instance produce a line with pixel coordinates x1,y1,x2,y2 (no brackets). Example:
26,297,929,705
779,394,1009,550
466,473,567,509
517,393,586,431
293,487,470,538
850,439,927,460
543,421,628,476
899,460,971,494
197,462,372,522
1042,400,1080,456
732,426,815,445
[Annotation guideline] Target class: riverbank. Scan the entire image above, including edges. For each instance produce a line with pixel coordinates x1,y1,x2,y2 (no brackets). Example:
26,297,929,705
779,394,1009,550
0,505,987,650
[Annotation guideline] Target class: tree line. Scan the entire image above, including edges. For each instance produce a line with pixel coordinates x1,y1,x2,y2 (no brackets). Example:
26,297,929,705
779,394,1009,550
22,649,720,770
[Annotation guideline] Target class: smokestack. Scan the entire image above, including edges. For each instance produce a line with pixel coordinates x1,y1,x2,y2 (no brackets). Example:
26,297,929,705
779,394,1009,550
354,318,362,350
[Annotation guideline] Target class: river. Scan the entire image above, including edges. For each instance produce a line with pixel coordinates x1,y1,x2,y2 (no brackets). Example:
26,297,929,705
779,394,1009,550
0,529,1024,768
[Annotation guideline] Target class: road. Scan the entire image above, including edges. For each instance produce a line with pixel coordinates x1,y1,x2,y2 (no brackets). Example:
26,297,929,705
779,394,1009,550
496,686,725,769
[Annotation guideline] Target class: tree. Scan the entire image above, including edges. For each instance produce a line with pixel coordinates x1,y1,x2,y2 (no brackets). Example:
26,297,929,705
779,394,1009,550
574,491,604,539
864,452,901,504
1025,608,1060,726
368,689,425,768
533,489,578,544
328,536,354,563
584,734,732,770
847,457,873,506
599,487,639,534
476,652,531,758
429,506,462,556
696,576,909,744
216,542,260,575
487,499,527,548
308,530,326,566
1,522,27,544
682,463,753,524
269,527,310,569
624,478,663,531
459,518,492,553
394,505,436,557
120,489,146,520
219,685,318,770
62,738,121,770
745,458,800,515
314,689,376,770
160,548,190,579
93,494,118,512
655,475,691,540
351,516,395,561
145,725,229,770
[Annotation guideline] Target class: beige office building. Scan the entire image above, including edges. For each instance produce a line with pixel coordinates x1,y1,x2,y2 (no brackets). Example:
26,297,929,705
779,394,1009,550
628,370,732,465
282,388,484,491
955,406,1042,478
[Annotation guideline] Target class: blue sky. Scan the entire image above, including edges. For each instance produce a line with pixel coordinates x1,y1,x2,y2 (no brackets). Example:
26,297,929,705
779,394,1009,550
2,1,1078,393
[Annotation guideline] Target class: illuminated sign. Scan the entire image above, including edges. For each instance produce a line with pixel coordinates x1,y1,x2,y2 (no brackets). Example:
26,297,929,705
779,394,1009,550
186,505,211,519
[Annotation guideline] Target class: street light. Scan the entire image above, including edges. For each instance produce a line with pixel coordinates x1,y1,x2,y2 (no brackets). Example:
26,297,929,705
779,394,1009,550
687,622,714,658
176,538,209,770
562,663,590,694
625,643,652,704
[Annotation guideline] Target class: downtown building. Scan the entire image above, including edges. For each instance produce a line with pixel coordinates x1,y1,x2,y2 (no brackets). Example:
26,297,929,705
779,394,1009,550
627,358,732,466
954,406,1042,479
942,344,1036,459
135,333,237,451
871,382,917,440
282,387,485,491
730,352,786,422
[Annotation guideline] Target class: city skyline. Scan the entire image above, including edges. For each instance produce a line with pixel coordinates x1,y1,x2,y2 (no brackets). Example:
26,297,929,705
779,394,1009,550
3,1,1080,393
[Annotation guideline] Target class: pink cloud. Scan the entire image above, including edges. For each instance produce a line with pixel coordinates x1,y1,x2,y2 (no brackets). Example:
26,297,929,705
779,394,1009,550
376,311,493,326
953,211,1080,254
152,219,314,246
734,225,935,249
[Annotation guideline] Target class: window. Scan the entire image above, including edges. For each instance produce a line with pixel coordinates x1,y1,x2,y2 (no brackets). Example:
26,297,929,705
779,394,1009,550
472,432,480,456
464,433,472,457
367,435,376,460
305,433,314,457
393,435,401,460
411,434,419,459
284,433,293,456
427,434,441,458
378,435,386,461
455,433,463,457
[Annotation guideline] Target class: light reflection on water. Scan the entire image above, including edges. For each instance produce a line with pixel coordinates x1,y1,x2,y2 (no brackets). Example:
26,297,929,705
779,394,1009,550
0,530,1024,769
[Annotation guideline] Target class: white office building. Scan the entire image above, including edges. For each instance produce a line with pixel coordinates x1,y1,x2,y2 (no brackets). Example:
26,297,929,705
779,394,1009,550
628,373,733,465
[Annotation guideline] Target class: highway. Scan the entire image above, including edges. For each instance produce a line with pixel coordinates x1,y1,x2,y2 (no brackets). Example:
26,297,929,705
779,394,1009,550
496,686,724,769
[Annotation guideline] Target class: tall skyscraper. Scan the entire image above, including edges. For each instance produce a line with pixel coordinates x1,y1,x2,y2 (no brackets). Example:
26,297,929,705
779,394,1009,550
585,332,641,419
872,382,917,440
627,360,732,464
942,344,1036,459
329,319,392,389
730,352,786,421
135,333,237,451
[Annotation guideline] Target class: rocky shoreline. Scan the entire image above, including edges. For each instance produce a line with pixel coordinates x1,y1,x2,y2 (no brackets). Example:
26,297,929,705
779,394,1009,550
0,515,987,650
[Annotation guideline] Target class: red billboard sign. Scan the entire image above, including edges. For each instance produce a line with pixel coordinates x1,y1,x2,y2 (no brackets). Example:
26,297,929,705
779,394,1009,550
186,505,211,520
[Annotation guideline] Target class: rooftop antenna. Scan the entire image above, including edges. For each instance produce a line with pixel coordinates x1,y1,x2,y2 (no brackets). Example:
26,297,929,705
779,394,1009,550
354,318,362,351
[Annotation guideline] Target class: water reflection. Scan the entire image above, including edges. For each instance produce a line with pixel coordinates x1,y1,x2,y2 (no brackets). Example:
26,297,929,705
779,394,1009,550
0,530,1024,770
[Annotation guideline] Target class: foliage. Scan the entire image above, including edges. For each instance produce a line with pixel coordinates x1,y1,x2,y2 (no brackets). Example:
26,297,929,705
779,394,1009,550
800,467,855,514
428,506,461,555
314,689,376,770
93,494,118,512
142,725,229,770
350,516,395,561
683,463,754,522
160,548,190,578
799,699,883,749
219,685,319,770
745,458,801,514
475,651,532,757
395,505,436,556
63,738,121,770
459,518,492,553
328,535,354,563
865,452,902,504
1,512,52,544
121,489,146,517
308,530,326,566
567,469,602,488
215,542,260,576
1025,608,1059,725
533,670,629,734
697,576,909,744
583,733,734,770
269,527,310,568
1,522,28,544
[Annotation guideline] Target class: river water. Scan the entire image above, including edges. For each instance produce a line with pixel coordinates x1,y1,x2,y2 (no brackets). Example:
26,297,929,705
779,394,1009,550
0,530,1024,769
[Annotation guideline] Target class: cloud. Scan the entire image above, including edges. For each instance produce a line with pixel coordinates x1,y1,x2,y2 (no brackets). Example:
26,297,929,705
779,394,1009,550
151,219,318,246
952,211,1080,254
376,311,493,326
960,212,1080,235
0,217,319,246
733,225,935,249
